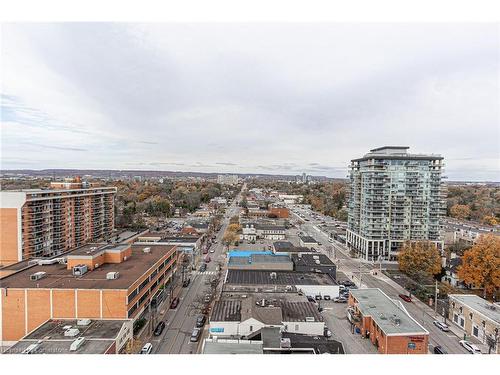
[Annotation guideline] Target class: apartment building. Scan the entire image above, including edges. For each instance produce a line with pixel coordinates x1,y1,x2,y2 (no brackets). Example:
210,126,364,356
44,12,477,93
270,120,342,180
217,174,239,185
0,242,177,345
346,146,445,261
0,180,116,265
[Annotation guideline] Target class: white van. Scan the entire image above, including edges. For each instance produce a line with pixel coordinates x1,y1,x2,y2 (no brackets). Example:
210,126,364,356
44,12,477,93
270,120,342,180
140,343,153,354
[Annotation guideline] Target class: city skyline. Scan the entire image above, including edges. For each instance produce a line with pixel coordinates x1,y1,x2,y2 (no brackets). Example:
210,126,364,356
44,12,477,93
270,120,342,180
1,23,498,181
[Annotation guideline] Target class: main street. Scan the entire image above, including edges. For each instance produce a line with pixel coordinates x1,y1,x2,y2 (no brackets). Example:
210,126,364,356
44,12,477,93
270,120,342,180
150,190,242,354
290,206,469,354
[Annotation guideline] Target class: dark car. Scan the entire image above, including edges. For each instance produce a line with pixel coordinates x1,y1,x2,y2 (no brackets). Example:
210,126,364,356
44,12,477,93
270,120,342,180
196,315,207,328
434,345,447,354
204,256,211,263
153,321,166,336
398,294,412,303
323,295,331,300
183,278,191,287
307,296,316,303
315,295,322,300
199,263,207,272
170,297,180,309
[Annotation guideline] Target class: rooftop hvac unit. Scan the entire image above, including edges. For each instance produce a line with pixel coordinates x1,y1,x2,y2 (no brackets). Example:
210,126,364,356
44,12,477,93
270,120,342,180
63,325,72,330
94,263,99,269
64,328,80,337
72,265,88,276
70,337,86,352
22,342,42,354
143,247,151,253
280,338,291,348
30,271,47,281
270,272,277,280
106,272,120,280
77,319,91,326
36,259,58,266
313,255,320,260
305,316,315,322
315,260,321,265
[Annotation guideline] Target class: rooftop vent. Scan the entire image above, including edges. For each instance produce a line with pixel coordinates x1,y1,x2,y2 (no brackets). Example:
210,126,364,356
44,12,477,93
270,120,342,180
280,338,291,348
30,271,47,281
270,272,277,280
305,316,315,322
106,272,120,280
64,328,80,337
70,337,86,352
143,247,151,253
72,264,88,276
77,319,91,326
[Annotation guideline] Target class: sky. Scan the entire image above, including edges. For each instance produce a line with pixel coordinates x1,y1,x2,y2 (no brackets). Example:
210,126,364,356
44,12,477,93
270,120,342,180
1,23,499,180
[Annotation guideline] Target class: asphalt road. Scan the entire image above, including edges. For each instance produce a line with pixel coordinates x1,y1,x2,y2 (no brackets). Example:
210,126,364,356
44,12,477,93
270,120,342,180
150,191,242,354
289,205,469,354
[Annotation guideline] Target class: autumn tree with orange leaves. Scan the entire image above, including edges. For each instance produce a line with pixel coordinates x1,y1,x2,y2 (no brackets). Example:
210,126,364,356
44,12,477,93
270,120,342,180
398,241,442,283
457,234,500,298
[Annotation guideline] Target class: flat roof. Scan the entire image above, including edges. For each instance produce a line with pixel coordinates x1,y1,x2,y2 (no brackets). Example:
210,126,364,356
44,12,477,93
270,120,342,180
228,254,291,266
350,289,428,336
299,235,317,243
5,319,128,354
203,339,264,354
291,253,335,267
226,270,335,286
273,241,294,249
449,294,500,325
0,244,176,290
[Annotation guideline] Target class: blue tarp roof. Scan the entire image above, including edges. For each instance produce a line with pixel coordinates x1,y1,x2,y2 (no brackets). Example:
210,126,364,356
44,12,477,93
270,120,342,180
228,250,273,258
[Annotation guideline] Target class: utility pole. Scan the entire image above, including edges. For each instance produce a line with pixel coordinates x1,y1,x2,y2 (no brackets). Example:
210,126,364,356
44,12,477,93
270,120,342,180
434,280,438,314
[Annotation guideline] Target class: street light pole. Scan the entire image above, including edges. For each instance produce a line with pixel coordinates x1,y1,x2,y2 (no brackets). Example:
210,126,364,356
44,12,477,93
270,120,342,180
434,280,438,315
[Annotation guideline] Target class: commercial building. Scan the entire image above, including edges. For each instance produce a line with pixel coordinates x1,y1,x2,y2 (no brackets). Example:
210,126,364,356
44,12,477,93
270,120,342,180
0,242,177,345
239,222,286,241
346,146,445,261
348,288,429,354
291,253,337,279
269,207,289,219
223,269,339,298
0,180,116,265
448,294,500,353
299,235,318,248
228,253,293,271
273,241,313,254
4,318,132,354
209,295,325,338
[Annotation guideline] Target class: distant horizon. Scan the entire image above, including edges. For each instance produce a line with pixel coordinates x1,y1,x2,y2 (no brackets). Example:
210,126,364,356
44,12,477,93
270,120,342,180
1,167,499,184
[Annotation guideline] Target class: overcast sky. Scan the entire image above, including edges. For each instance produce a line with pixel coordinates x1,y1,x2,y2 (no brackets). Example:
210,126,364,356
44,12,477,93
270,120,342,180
1,23,498,180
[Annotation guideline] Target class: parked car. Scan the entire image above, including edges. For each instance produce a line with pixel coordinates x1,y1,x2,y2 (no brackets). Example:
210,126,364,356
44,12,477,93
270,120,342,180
433,320,450,332
190,328,202,342
170,297,180,309
459,340,482,354
204,294,211,303
196,315,206,328
153,321,166,336
183,278,191,287
433,345,447,354
323,295,331,300
205,256,211,263
210,248,215,253
140,343,153,354
315,295,322,300
199,263,207,272
307,296,316,303
324,330,332,338
334,296,348,303
398,294,412,303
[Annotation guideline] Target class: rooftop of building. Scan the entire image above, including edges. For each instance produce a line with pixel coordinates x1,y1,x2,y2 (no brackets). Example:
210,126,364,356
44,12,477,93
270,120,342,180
4,319,129,354
228,250,273,259
225,269,335,286
280,333,345,354
69,243,130,256
350,288,428,336
352,146,443,162
0,243,176,290
273,241,294,250
449,294,500,325
202,338,264,354
299,235,318,243
211,295,322,323
228,254,292,266
291,253,335,267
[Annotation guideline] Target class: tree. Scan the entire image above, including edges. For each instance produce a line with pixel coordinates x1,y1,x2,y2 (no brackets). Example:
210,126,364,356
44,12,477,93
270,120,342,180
398,241,442,283
457,234,500,298
450,204,471,220
481,215,499,226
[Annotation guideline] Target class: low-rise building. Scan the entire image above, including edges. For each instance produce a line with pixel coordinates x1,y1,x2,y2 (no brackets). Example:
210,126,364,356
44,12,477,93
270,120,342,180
291,253,336,279
4,318,132,354
228,253,293,271
273,241,313,254
348,288,429,354
0,242,177,345
299,235,318,248
448,294,500,353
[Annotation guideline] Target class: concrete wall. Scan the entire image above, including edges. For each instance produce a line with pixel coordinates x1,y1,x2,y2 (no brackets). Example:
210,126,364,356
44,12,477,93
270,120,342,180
297,285,340,299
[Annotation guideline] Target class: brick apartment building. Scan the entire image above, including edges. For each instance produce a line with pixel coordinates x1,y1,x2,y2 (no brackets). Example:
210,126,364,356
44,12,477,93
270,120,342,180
348,288,429,354
0,179,116,265
0,242,177,345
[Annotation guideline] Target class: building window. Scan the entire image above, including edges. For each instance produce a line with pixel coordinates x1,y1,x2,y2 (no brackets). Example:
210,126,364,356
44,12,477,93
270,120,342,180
473,326,479,338
249,326,253,332
295,324,299,331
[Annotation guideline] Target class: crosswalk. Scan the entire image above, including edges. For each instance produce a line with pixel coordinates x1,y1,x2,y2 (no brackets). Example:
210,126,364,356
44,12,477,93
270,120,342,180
196,271,217,275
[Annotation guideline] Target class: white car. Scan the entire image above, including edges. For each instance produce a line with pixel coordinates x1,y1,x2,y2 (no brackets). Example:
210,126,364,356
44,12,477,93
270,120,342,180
140,343,153,354
432,320,450,332
459,340,482,354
